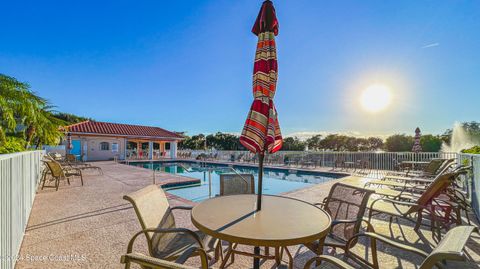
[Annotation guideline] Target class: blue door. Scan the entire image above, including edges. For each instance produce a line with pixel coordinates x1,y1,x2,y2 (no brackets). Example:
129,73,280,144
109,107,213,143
70,140,82,156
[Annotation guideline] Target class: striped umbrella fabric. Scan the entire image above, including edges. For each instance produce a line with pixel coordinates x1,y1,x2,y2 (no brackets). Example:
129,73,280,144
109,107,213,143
412,127,422,152
240,0,282,154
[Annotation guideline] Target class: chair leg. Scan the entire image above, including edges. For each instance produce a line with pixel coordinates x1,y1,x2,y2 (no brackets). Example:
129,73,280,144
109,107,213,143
465,208,471,225
371,236,379,269
274,247,281,265
79,173,84,186
55,177,60,191
414,212,423,231
41,171,48,190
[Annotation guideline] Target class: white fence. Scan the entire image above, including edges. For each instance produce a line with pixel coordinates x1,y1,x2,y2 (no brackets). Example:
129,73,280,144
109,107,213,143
178,150,457,170
458,153,480,218
0,151,44,269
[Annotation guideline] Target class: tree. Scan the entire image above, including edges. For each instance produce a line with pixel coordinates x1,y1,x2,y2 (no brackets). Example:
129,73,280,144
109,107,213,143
206,132,244,150
384,134,414,152
420,134,443,152
179,134,206,150
282,137,306,151
366,137,384,151
306,135,322,150
0,136,26,154
0,74,65,149
53,112,91,125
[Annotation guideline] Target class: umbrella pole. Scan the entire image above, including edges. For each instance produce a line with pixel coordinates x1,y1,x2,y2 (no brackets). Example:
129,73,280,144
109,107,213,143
253,152,264,269
256,152,264,211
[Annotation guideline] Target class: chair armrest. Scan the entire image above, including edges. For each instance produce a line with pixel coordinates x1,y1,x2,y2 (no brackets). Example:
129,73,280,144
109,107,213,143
331,219,357,227
304,255,355,269
126,228,205,254
64,167,82,173
170,206,194,211
370,197,421,208
121,252,199,269
345,232,428,259
314,197,328,208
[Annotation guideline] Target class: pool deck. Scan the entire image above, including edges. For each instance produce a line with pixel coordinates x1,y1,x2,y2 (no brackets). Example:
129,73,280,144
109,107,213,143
16,161,480,268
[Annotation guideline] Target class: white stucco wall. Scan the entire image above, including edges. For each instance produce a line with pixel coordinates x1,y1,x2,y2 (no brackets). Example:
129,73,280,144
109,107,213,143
70,136,125,161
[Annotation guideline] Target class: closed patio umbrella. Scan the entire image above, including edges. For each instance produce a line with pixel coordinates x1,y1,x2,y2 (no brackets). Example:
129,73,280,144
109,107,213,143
412,127,422,153
240,0,282,212
239,2,282,267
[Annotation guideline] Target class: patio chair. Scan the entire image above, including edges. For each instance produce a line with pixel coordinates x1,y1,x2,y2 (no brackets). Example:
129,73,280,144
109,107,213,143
219,173,255,196
304,225,478,269
306,183,375,255
121,247,208,269
48,152,64,161
48,154,104,175
218,173,258,265
365,161,455,189
42,160,83,191
386,159,455,179
123,185,219,268
368,171,462,240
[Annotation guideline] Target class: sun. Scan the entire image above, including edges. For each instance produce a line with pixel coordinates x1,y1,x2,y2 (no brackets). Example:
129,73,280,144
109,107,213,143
360,84,392,112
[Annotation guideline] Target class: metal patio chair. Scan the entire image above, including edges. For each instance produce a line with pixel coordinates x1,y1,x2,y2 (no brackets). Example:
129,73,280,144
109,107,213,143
122,185,218,269
42,160,83,191
306,183,375,255
367,170,464,240
219,173,255,196
304,225,478,269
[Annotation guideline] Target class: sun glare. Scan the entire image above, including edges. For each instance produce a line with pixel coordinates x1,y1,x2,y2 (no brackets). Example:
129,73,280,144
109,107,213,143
360,84,392,112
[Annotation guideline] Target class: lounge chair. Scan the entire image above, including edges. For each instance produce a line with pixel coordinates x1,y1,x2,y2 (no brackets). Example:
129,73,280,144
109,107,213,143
42,160,83,191
385,159,453,180
304,225,478,269
122,185,218,268
364,161,455,189
305,183,374,255
65,154,103,174
47,154,103,175
47,152,64,161
368,171,463,240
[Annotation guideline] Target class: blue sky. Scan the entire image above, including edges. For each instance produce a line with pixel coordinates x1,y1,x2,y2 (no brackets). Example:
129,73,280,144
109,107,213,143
1,0,479,137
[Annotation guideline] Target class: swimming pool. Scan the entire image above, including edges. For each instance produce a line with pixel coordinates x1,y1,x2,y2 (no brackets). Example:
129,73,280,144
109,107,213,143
129,161,345,202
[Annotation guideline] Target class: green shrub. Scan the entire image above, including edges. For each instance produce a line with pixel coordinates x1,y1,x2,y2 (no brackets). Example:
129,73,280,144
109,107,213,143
0,136,26,154
462,145,480,154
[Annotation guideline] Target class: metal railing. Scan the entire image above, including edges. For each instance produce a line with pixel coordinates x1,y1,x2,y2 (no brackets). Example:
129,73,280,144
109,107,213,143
177,150,457,169
0,150,45,269
458,153,480,218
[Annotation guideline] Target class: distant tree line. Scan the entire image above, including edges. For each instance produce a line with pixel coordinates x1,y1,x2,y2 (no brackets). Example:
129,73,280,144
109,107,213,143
179,133,245,150
179,121,480,152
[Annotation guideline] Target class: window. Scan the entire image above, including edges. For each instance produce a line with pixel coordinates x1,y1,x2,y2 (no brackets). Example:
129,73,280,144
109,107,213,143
111,143,119,152
100,142,109,151
165,142,171,150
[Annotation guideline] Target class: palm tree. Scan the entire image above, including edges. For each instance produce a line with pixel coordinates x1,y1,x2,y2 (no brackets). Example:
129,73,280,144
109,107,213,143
0,74,64,149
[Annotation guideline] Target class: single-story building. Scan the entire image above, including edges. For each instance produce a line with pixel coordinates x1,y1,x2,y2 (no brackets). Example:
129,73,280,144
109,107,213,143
64,121,183,161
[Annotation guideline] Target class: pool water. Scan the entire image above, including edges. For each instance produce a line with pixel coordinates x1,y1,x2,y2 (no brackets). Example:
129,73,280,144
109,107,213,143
130,161,344,202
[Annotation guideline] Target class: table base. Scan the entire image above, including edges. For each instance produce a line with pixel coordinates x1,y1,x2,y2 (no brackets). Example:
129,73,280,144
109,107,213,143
219,243,294,269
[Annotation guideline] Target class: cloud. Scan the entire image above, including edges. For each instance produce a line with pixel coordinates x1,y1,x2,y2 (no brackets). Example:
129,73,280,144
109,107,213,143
422,43,439,49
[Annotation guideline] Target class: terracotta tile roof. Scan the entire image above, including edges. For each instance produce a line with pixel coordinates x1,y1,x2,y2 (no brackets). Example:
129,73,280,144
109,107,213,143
66,121,183,140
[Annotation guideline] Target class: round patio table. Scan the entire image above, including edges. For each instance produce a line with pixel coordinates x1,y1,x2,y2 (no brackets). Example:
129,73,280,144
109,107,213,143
191,194,331,269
